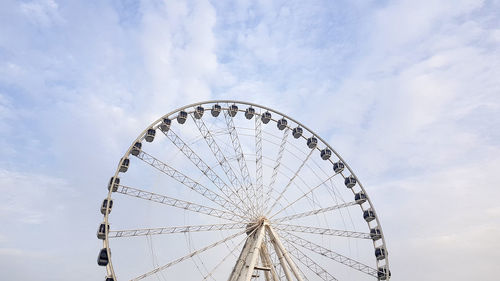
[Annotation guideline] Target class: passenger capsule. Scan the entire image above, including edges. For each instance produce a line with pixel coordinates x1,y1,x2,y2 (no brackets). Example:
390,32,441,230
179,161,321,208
377,267,391,280
292,127,303,138
107,176,120,192
100,199,113,215
344,175,356,188
131,142,142,156
375,247,387,260
307,137,318,149
97,248,109,266
97,222,109,240
177,111,188,124
354,192,367,204
277,118,288,130
159,118,171,132
119,157,129,173
145,128,156,142
370,227,382,241
261,111,271,124
194,106,204,119
333,161,344,173
245,107,255,119
228,104,238,117
363,208,376,222
320,148,332,160
211,104,222,117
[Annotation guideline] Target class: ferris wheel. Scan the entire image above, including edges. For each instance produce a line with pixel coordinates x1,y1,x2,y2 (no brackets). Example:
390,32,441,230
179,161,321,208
97,100,391,281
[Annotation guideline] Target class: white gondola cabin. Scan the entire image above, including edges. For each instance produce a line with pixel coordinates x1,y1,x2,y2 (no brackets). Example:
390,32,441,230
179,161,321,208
97,222,109,240
333,161,344,173
307,137,317,149
375,247,386,260
194,106,204,119
277,118,287,130
211,104,221,117
245,107,255,119
177,111,188,124
320,148,332,160
228,104,238,117
370,227,382,241
363,209,376,222
354,192,367,204
344,175,356,188
97,248,109,266
377,267,391,280
131,142,142,156
261,111,271,124
145,128,156,142
159,118,171,132
100,199,113,215
292,127,303,138
107,176,120,192
119,157,129,173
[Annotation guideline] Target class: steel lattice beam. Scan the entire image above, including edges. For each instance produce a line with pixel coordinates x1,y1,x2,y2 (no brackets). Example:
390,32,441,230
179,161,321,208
136,150,245,216
109,223,247,238
279,231,378,277
273,201,358,223
116,185,247,222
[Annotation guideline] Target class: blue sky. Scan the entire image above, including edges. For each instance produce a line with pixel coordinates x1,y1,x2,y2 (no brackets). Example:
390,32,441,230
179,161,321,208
1,0,499,280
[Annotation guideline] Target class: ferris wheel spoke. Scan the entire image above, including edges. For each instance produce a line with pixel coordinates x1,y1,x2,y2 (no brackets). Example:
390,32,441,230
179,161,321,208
273,224,371,239
159,127,249,215
269,172,338,219
279,236,338,281
272,201,357,223
202,236,247,281
278,231,378,278
116,185,247,222
264,127,290,211
255,113,264,215
135,150,246,215
189,114,253,213
130,229,247,281
108,222,247,238
223,108,258,216
266,148,314,215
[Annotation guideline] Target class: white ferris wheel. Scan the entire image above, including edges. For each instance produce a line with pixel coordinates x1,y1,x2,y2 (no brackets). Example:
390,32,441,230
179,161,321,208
97,100,391,281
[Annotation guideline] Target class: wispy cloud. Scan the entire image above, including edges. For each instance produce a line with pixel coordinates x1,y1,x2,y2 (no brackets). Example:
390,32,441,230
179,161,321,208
0,0,499,280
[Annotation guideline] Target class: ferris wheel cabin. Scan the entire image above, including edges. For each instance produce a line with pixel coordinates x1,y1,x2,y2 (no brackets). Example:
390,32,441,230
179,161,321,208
97,222,109,240
145,128,156,142
245,107,255,119
333,161,345,173
97,248,109,266
228,104,238,117
119,157,129,173
261,111,272,123
211,104,221,117
344,175,357,188
292,127,303,138
307,137,318,148
131,142,142,156
194,106,205,119
177,111,188,124
159,118,171,132
100,199,113,215
277,118,288,130
107,176,119,192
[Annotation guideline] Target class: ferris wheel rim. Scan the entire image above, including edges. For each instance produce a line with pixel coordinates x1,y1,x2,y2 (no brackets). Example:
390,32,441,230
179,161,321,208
100,100,390,281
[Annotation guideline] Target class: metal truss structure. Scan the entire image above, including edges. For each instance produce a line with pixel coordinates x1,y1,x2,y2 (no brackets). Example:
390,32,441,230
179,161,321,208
98,101,391,281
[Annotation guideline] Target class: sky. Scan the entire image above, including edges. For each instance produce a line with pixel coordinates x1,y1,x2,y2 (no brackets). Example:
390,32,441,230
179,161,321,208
1,0,500,280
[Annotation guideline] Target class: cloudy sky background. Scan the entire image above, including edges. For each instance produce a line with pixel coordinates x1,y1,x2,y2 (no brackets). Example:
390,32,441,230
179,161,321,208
1,0,499,280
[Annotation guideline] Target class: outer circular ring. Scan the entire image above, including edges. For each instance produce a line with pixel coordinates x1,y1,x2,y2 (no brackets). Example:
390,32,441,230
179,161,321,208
102,100,390,280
